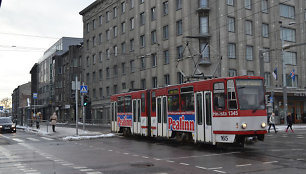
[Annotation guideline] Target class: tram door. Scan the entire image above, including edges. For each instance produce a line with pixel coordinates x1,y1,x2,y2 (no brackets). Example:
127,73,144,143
204,91,212,142
132,99,141,134
111,102,118,132
195,92,204,142
157,97,168,137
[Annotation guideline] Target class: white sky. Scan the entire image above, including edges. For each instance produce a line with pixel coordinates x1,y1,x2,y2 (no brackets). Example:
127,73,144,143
0,0,95,101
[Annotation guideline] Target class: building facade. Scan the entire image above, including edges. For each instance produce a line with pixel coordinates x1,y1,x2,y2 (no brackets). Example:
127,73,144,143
80,0,306,124
11,82,31,125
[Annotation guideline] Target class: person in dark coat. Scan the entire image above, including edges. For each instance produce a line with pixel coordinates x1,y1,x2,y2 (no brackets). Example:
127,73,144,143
286,112,294,133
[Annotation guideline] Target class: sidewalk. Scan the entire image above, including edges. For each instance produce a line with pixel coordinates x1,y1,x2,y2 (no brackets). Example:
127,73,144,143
17,123,115,141
271,123,306,132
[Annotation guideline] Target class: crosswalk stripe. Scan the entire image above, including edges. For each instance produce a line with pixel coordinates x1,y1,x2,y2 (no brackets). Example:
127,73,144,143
12,138,24,143
26,138,39,142
41,137,53,141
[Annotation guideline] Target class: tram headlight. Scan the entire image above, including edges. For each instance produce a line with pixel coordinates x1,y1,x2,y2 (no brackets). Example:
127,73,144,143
261,122,266,128
241,123,247,129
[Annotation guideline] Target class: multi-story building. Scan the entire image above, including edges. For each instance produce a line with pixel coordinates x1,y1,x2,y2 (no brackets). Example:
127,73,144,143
80,0,306,124
11,82,31,125
34,37,83,119
54,44,83,122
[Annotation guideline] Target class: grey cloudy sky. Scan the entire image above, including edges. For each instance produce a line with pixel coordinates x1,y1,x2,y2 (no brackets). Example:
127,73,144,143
0,0,95,101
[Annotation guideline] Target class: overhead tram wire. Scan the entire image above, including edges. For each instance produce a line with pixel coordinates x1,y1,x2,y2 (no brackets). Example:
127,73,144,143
0,32,59,40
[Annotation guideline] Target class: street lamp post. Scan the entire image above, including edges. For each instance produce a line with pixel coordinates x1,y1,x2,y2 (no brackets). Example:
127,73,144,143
281,36,288,125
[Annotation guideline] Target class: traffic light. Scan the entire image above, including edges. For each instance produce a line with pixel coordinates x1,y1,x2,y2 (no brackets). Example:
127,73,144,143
83,95,88,106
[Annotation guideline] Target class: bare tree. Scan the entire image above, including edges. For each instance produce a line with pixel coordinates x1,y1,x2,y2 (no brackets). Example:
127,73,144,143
0,97,12,109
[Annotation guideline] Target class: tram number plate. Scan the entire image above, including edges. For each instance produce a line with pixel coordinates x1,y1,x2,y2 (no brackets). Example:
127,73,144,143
221,136,228,141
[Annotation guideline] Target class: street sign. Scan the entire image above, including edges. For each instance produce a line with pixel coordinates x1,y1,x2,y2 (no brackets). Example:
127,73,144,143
0,106,3,110
80,85,88,93
33,93,38,99
269,96,273,103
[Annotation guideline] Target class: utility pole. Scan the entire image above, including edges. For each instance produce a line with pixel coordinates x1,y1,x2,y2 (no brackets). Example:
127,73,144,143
75,76,79,136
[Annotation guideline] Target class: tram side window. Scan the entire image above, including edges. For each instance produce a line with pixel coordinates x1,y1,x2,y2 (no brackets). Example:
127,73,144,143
152,92,156,112
141,93,145,113
168,89,179,112
213,82,225,111
118,97,124,112
205,92,212,125
181,87,194,112
227,80,237,110
111,103,114,121
125,96,132,112
196,93,203,125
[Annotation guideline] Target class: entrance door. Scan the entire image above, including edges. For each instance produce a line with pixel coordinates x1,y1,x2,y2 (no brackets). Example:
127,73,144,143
157,97,167,137
132,99,140,134
195,92,204,142
137,99,141,134
204,92,212,142
157,97,162,136
111,102,118,132
162,96,168,137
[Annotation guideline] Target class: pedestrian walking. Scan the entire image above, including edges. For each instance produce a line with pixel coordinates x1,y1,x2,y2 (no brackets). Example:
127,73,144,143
268,112,277,133
35,112,41,129
50,112,57,132
286,112,294,133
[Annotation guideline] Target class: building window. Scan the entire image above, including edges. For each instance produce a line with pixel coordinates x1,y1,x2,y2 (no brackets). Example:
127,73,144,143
151,7,156,21
151,30,157,44
176,0,182,10
113,26,118,37
280,4,295,19
227,0,234,6
86,39,89,50
113,65,118,77
163,25,169,40
286,74,297,88
106,29,110,40
140,35,145,47
99,15,103,25
228,43,236,58
261,0,268,13
246,46,253,60
99,69,103,80
130,0,134,9
177,45,184,59
140,56,146,70
164,50,169,64
152,53,157,67
121,2,126,13
99,88,103,99
121,63,126,75
200,42,209,59
152,77,157,88
140,12,145,25
264,72,271,86
247,71,254,76
99,33,102,44
92,72,96,81
245,20,253,35
121,42,126,53
86,56,89,66
106,67,110,79
121,22,126,33
130,39,134,51
122,83,126,90
106,49,110,59
130,81,135,89
229,69,237,77
114,45,118,56
130,17,135,30
164,74,170,86
281,27,296,42
141,79,146,89
93,89,96,99
163,1,169,15
200,16,208,35
106,87,110,96
86,73,90,83
263,48,270,62
177,72,184,84
86,23,90,33
139,0,144,4
228,17,235,32
262,23,269,38
92,36,96,47
176,20,183,36
106,11,110,22
244,0,251,9
200,0,208,8
130,60,135,73
113,7,118,18
283,51,297,65
92,54,96,65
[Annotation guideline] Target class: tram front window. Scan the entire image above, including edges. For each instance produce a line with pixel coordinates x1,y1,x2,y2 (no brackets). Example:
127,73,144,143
236,79,265,110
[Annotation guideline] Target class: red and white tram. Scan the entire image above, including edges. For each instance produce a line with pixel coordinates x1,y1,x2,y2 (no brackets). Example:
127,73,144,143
111,76,267,145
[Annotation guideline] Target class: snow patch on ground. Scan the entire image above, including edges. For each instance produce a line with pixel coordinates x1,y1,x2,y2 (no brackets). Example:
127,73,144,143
62,133,115,141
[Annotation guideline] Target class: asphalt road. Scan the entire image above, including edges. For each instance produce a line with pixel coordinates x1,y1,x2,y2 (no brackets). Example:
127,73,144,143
0,129,306,174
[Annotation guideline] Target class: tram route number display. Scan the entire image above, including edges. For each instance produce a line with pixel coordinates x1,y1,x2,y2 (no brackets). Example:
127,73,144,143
213,111,238,117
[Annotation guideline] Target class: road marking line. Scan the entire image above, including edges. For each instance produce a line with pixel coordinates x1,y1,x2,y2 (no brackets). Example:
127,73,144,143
27,138,40,142
86,172,102,174
62,163,74,166
26,173,41,174
73,166,87,169
142,156,149,159
12,138,24,143
213,170,227,173
166,160,174,163
179,163,190,166
263,161,278,164
41,137,53,141
123,153,129,155
291,149,303,151
154,158,161,161
195,166,207,170
297,158,305,161
236,164,252,167
133,154,139,157
80,169,94,172
208,167,223,170
108,150,113,152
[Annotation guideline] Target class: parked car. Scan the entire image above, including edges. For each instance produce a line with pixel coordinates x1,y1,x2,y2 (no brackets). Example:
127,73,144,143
0,117,16,133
